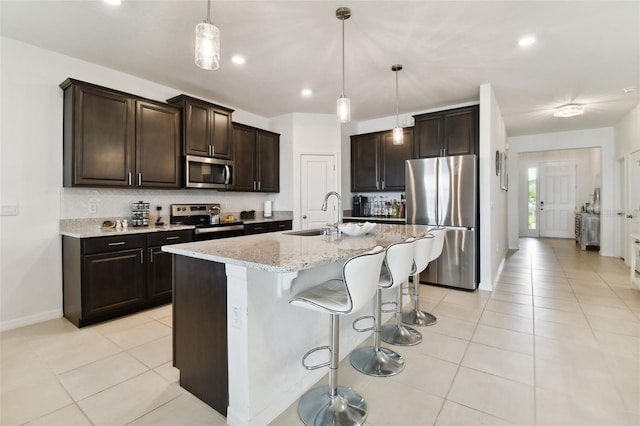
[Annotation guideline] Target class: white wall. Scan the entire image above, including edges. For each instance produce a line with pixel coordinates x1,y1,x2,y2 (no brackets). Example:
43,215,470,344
478,84,508,291
0,37,277,330
517,148,601,236
615,104,640,159
507,128,616,255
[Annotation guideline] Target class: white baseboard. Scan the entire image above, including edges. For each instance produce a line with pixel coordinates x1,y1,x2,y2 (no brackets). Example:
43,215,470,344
479,256,505,292
1,309,63,332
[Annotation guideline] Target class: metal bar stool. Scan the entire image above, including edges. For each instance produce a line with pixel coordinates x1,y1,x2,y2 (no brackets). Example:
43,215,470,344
350,238,417,376
403,228,445,326
289,246,386,426
379,237,424,346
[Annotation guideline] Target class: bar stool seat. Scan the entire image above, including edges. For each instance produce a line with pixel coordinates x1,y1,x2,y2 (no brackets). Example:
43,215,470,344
289,246,386,426
403,228,445,326
350,238,418,376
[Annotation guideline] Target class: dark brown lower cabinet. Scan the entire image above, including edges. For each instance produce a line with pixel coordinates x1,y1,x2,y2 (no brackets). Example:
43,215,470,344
244,219,292,235
173,256,228,416
62,230,193,327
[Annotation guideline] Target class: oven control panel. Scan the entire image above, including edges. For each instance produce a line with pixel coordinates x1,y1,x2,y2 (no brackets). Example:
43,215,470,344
170,203,221,218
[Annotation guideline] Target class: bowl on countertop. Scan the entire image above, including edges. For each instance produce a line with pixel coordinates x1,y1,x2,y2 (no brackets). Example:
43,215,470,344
338,222,376,237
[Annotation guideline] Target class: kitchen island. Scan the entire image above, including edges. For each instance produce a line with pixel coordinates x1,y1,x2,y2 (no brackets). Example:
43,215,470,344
162,223,430,425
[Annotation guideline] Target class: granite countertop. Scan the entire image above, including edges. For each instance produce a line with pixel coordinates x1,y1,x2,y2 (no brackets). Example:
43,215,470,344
60,214,294,238
162,223,430,273
60,218,194,238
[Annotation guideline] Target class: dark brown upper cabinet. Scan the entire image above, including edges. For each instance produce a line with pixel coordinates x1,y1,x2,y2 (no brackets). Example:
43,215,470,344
60,79,181,189
167,94,234,160
413,105,479,159
232,123,280,192
351,128,413,192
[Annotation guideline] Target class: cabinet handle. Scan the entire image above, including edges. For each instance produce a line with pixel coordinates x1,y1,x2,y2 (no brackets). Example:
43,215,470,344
140,249,144,264
258,181,261,191
382,180,385,190
149,248,153,263
211,145,215,157
108,241,126,246
253,181,257,191
224,165,230,185
376,181,380,190
166,236,180,240
137,173,142,186
127,172,132,186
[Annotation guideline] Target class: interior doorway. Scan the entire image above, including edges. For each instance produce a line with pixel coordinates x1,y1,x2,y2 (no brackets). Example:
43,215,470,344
539,161,576,239
300,154,337,229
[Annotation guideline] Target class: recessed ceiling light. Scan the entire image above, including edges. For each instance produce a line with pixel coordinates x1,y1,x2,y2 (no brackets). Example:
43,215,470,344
301,89,313,97
623,86,637,93
518,35,536,47
554,104,584,118
231,55,246,65
104,0,121,5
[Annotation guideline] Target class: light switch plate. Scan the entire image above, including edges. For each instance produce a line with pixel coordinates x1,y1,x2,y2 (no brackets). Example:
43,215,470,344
1,204,19,216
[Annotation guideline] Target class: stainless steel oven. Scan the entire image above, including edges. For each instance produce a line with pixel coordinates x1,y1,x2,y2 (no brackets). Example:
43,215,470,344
185,155,234,189
170,203,245,241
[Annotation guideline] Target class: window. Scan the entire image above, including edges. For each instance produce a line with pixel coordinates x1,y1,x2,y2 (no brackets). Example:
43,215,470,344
528,167,537,230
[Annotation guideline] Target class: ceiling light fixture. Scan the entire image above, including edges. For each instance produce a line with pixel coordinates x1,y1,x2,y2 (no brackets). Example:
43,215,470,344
623,86,637,93
104,0,121,5
392,64,404,145
231,55,245,65
301,89,313,97
518,35,536,47
195,0,220,70
554,104,584,118
336,7,351,123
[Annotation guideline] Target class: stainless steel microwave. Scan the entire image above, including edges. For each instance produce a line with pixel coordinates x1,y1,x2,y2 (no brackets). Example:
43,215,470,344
185,155,234,189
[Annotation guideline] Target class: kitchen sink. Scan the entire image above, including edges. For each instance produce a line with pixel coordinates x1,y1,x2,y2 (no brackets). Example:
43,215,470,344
283,228,329,236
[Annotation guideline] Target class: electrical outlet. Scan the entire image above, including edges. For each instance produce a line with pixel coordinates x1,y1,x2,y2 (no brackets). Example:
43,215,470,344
1,204,19,216
88,202,97,214
231,304,242,328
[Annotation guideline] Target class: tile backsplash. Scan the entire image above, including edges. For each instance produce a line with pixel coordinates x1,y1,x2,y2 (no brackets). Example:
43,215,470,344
61,188,278,220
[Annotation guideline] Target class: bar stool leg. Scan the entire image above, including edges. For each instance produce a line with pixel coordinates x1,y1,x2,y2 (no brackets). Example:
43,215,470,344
402,271,437,326
380,283,423,345
298,315,367,426
350,289,405,377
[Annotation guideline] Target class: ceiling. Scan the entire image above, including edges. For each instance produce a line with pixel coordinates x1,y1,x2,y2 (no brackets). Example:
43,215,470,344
1,1,639,136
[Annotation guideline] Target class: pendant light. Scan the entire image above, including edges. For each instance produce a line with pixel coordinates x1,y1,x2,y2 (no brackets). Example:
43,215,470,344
336,7,351,123
392,64,403,145
195,0,220,70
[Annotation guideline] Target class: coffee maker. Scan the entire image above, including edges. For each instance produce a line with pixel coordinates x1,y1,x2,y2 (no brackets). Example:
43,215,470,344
352,195,368,217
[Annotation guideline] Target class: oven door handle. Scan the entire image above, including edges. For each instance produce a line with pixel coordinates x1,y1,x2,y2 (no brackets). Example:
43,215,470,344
195,225,245,234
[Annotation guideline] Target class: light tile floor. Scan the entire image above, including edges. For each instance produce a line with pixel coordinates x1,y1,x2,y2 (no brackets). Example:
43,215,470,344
1,238,639,425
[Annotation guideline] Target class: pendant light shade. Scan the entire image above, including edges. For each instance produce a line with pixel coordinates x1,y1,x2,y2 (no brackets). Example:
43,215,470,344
392,64,403,145
195,0,220,70
336,7,351,123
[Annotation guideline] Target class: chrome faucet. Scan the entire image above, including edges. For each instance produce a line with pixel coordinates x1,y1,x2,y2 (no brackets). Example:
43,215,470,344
321,191,342,229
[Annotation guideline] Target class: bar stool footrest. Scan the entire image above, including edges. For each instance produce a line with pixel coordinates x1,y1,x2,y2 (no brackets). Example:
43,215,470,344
302,345,331,370
352,315,374,333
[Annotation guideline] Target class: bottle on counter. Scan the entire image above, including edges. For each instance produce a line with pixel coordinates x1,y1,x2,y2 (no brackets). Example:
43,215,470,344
392,199,399,218
399,194,406,218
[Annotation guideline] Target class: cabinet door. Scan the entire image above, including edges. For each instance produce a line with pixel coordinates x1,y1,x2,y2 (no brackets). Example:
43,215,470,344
256,131,279,192
270,220,292,232
148,246,173,303
82,249,146,319
443,106,478,156
184,100,211,157
232,126,257,191
211,109,232,160
351,133,380,191
67,84,134,187
244,222,270,235
136,101,181,188
413,114,442,159
381,129,413,191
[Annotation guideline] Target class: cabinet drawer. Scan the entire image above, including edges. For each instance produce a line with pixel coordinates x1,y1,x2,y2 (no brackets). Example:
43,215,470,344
270,221,292,232
82,234,146,255
244,223,269,235
147,230,194,246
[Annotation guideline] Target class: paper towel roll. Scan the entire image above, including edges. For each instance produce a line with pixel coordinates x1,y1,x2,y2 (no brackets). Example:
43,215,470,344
264,200,272,218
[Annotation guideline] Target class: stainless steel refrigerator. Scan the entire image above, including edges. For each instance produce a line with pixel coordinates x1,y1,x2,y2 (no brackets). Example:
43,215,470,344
406,155,478,290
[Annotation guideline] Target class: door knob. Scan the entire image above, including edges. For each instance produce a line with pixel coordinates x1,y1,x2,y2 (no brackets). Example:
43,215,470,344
628,214,634,218
302,215,307,219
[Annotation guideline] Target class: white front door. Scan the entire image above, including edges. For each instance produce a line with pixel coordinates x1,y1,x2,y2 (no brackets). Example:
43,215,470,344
539,161,576,238
627,150,640,270
300,154,336,229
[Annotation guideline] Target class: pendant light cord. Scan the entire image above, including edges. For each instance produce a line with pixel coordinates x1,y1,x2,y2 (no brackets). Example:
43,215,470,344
206,0,211,24
395,69,399,127
341,16,346,97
